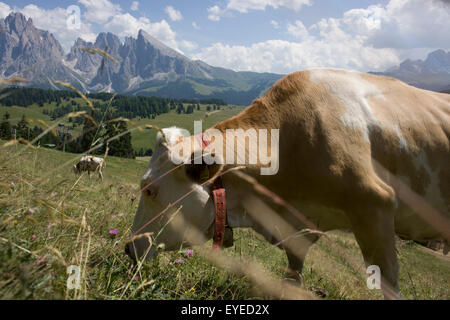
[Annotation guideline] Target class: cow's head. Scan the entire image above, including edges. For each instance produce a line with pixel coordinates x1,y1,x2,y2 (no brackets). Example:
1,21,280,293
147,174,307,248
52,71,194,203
126,127,227,261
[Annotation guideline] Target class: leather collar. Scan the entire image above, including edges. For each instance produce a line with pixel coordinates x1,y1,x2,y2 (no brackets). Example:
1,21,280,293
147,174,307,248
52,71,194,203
197,133,233,250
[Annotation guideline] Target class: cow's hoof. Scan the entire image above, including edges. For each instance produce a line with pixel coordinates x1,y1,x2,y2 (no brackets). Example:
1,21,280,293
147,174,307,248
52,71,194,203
309,286,328,298
284,269,303,284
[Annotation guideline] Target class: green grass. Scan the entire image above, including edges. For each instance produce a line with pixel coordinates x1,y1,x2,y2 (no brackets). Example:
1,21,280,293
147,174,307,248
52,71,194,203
0,143,449,300
0,101,245,153
131,105,244,151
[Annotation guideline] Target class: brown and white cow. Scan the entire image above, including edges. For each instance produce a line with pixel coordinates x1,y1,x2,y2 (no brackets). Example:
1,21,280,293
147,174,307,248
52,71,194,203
73,156,106,181
127,69,450,299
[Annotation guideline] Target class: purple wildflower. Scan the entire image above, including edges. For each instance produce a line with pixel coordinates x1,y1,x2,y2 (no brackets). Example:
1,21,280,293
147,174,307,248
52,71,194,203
108,229,118,236
176,259,183,264
120,184,124,190
133,275,139,281
186,249,194,257
31,234,37,239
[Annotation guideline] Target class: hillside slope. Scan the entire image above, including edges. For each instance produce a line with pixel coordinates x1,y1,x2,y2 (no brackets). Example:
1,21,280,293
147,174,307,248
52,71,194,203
0,144,448,300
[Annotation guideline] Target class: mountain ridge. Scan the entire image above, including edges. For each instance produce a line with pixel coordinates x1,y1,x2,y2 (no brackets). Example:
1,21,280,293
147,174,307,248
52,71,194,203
1,12,449,105
0,12,283,105
371,49,450,92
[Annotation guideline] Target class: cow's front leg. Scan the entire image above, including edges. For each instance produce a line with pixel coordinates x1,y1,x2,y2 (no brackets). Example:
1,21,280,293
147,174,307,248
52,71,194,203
349,208,400,300
283,234,319,283
99,170,103,181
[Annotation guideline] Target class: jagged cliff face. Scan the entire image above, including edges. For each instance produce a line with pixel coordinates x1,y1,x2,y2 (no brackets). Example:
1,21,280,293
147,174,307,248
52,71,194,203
0,12,283,104
0,12,65,77
0,13,88,89
2,12,447,103
66,38,101,74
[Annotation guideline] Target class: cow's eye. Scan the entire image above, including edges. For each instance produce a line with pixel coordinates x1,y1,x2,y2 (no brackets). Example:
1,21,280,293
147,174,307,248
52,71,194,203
145,187,158,199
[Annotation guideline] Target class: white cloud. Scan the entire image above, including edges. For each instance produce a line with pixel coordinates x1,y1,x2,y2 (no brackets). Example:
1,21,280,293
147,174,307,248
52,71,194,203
287,20,309,40
270,20,279,29
208,0,311,21
198,0,449,73
227,0,311,12
192,39,399,74
130,1,139,11
207,5,224,21
104,13,179,50
0,2,11,18
192,21,200,30
165,6,183,22
354,0,450,50
16,4,96,51
78,0,121,24
180,40,198,51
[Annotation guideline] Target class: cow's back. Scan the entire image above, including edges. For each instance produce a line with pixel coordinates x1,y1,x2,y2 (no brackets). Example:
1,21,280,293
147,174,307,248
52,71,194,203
261,69,449,241
366,79,449,241
311,70,449,240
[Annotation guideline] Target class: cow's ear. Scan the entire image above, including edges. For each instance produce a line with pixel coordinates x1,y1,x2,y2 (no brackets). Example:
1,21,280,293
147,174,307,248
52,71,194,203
184,152,223,184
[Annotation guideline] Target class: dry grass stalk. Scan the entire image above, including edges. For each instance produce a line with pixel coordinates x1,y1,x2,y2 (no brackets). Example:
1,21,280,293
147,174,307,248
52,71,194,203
55,81,94,112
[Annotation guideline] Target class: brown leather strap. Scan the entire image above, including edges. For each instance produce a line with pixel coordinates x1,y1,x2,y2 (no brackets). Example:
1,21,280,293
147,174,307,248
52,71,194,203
196,133,230,250
212,188,226,251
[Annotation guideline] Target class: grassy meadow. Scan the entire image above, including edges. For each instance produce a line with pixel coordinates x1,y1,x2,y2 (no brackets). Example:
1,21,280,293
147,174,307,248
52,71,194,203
0,99,245,153
130,104,245,152
0,143,449,300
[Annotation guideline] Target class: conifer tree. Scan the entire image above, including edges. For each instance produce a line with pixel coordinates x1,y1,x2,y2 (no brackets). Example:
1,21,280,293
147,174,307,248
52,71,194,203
0,112,12,140
79,112,98,153
103,114,135,159
16,114,30,140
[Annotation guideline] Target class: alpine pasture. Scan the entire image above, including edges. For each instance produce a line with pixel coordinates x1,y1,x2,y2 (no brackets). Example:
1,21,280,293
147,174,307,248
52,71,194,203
1,113,449,299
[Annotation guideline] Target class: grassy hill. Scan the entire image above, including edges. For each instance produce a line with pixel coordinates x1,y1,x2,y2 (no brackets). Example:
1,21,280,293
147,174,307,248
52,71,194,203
0,143,449,300
130,105,245,152
0,96,245,153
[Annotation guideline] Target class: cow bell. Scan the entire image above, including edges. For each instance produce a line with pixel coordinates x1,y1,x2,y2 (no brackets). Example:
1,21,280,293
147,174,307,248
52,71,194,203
223,226,234,248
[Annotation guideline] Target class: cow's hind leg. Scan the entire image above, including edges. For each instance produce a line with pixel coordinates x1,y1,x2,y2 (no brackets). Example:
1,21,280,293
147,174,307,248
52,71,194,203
349,207,400,299
283,234,319,283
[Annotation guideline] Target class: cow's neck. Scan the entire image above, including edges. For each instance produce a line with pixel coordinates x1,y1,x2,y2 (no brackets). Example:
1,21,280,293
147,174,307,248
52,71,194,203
205,99,283,234
214,99,280,132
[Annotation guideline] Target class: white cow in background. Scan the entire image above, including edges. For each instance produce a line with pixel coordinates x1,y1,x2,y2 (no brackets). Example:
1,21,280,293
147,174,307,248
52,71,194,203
73,156,106,181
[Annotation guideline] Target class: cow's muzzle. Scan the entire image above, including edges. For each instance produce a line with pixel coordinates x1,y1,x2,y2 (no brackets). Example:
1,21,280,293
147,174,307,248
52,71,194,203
124,237,155,262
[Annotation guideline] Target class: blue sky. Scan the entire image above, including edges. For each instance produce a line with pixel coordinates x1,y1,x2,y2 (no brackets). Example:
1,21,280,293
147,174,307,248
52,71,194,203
1,0,449,74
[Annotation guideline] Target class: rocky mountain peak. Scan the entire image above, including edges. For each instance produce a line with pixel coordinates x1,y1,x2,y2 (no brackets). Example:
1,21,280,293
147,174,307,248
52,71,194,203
372,49,450,91
137,29,185,60
4,12,29,34
0,12,65,78
424,49,450,74
95,32,122,52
